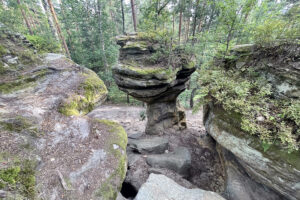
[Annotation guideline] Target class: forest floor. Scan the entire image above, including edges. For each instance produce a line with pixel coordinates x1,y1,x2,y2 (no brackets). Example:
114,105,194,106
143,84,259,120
90,104,205,137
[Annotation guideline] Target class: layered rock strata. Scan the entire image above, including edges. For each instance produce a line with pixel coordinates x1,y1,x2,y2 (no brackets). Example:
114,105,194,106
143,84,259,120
113,33,195,134
204,44,300,200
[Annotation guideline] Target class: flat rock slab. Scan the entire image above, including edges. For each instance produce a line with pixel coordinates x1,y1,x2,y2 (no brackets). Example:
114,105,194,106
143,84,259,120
128,132,144,139
146,147,191,177
128,137,169,154
135,174,226,200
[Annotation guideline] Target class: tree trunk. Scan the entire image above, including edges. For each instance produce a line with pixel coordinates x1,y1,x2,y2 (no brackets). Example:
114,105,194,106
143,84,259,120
17,0,33,35
97,0,108,69
172,12,175,34
155,0,159,30
121,0,125,34
190,88,197,108
192,0,200,44
178,10,182,44
47,0,70,58
130,0,137,32
41,0,58,40
127,94,130,104
185,17,190,42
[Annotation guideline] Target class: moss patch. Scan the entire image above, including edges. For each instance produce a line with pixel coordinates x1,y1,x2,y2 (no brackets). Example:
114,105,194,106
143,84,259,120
0,44,7,57
0,69,49,94
121,64,175,78
123,41,148,51
19,50,39,65
0,116,39,137
59,71,107,116
0,157,36,199
94,119,127,200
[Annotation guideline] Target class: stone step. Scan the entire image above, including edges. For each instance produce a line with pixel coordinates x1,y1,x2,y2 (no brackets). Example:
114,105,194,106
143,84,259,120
128,137,169,154
146,147,191,177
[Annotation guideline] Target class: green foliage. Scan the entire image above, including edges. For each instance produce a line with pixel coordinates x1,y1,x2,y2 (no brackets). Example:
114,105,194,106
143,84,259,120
253,19,300,46
0,44,7,56
0,158,36,199
26,35,61,53
0,166,20,189
194,62,299,152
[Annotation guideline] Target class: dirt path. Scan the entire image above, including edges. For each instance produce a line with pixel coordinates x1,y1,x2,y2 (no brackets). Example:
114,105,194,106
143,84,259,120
90,104,205,136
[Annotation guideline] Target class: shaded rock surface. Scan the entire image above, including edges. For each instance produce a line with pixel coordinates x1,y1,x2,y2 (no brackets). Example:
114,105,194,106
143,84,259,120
113,33,195,134
128,136,168,154
0,29,127,200
135,174,225,200
146,147,191,177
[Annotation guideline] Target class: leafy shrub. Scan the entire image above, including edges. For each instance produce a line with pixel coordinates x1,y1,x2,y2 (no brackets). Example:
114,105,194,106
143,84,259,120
26,35,61,53
253,19,300,46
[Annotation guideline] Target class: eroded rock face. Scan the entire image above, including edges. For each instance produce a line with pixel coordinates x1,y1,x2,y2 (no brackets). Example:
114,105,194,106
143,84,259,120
113,33,195,134
204,105,299,200
0,29,127,200
204,43,300,200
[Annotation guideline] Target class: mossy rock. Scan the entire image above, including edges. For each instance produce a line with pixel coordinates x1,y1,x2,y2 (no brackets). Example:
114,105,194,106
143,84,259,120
59,70,108,116
116,64,177,81
94,119,127,200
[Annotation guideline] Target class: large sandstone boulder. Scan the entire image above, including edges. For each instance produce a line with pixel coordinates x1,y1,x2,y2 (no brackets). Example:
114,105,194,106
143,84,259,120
135,173,225,200
202,44,300,200
113,33,195,134
0,29,127,199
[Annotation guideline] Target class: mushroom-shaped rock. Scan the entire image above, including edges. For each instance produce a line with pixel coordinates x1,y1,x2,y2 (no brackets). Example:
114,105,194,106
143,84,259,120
113,33,196,134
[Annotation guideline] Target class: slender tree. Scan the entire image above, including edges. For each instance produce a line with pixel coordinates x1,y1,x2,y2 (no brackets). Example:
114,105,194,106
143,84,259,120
17,0,33,35
191,0,200,44
41,0,58,40
97,0,108,69
178,2,183,43
121,0,125,34
130,0,137,32
47,0,70,58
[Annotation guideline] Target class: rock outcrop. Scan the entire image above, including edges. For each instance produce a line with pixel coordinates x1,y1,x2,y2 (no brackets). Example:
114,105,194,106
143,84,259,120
113,33,195,134
203,44,300,200
135,174,225,200
0,28,127,199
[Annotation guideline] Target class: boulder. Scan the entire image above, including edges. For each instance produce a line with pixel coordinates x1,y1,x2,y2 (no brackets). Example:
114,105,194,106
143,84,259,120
134,174,226,200
128,136,169,154
146,147,191,177
0,30,127,200
113,33,195,134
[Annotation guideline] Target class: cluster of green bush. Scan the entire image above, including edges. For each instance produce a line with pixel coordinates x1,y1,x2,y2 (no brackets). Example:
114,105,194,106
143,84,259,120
26,35,61,53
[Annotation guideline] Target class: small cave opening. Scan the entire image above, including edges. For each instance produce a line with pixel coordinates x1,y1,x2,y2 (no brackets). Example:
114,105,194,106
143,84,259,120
120,181,138,199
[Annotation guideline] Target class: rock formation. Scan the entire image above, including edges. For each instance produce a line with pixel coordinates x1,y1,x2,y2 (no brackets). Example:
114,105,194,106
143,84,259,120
113,33,196,135
0,28,127,199
135,174,225,200
203,44,300,200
